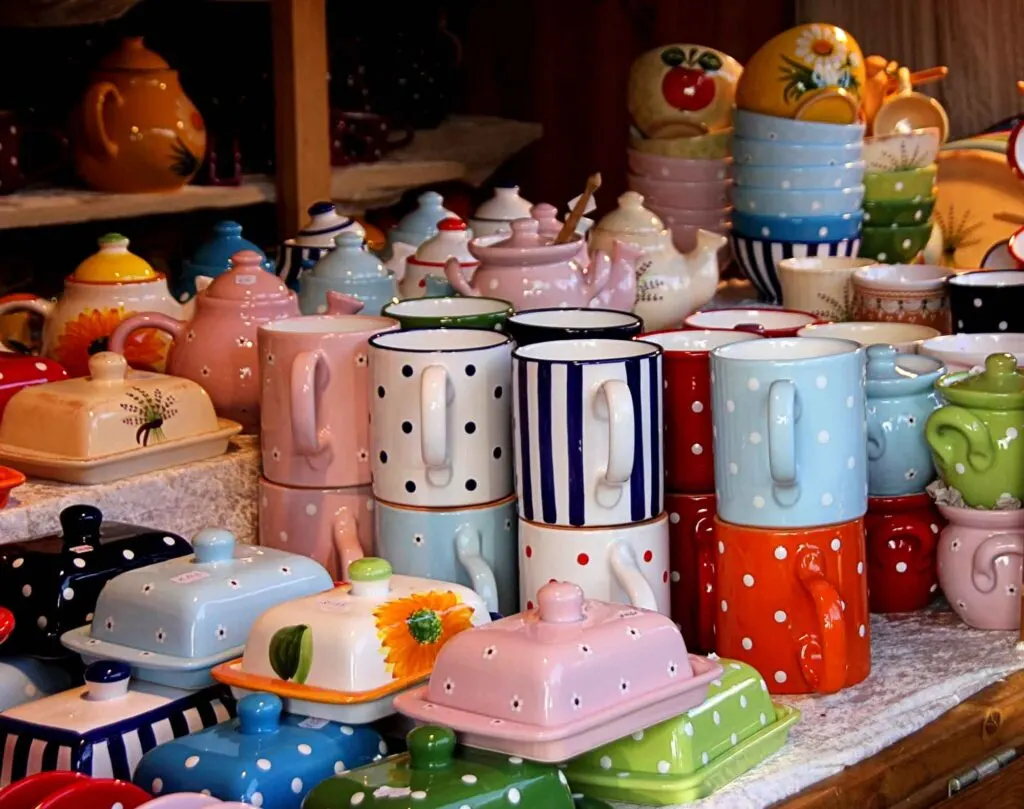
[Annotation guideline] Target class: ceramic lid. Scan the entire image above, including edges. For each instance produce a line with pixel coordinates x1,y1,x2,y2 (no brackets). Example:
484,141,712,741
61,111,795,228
531,203,562,238
469,218,582,267
308,232,390,281
593,192,665,238
0,505,191,659
96,37,171,71
392,192,458,244
865,345,945,396
938,353,1024,406
473,185,534,222
202,251,296,303
0,352,223,461
301,725,575,809
72,234,158,283
411,219,478,267
295,202,364,248
189,222,268,271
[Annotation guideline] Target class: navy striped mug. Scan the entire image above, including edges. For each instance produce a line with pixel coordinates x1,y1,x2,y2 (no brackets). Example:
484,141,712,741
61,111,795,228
512,338,664,527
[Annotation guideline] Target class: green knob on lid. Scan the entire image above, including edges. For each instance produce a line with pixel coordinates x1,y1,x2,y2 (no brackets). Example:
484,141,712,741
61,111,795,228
407,725,456,771
349,557,392,582
99,233,129,248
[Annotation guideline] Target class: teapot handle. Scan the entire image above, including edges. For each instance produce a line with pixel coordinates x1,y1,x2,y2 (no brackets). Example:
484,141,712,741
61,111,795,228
0,296,55,352
108,312,185,361
444,256,476,297
82,81,123,160
926,405,996,476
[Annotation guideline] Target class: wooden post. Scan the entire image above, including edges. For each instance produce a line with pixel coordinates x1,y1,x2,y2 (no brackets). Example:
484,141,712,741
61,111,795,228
270,0,332,236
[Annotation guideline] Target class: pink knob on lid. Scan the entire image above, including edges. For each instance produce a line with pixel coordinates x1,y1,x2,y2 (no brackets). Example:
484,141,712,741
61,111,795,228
230,250,264,270
537,581,585,624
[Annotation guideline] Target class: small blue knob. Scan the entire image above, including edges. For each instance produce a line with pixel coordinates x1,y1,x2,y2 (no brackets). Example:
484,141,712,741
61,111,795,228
85,660,130,684
238,693,283,735
308,201,336,216
212,221,243,237
192,528,236,564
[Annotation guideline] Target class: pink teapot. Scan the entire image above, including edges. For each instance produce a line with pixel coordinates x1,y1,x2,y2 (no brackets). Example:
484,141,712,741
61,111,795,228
109,250,301,432
446,218,638,312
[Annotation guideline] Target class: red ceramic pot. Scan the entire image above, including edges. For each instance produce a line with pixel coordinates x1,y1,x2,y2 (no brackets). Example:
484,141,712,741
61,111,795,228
666,492,717,653
865,493,943,613
0,353,67,422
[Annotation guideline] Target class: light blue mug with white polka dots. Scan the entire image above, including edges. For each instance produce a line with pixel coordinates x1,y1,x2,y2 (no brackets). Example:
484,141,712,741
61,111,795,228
710,336,868,528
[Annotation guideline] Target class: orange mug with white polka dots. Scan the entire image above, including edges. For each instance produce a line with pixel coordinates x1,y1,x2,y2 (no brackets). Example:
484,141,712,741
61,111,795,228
714,516,870,694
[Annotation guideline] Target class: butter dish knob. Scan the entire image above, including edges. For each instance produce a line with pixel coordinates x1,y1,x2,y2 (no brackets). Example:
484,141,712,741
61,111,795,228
408,725,456,772
84,660,131,701
537,581,586,624
238,693,283,736
88,351,128,384
192,528,236,564
60,504,103,544
348,557,393,596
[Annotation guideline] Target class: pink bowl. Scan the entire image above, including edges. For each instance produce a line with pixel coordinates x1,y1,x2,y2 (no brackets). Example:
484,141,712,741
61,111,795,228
648,203,731,229
627,149,731,183
628,173,731,210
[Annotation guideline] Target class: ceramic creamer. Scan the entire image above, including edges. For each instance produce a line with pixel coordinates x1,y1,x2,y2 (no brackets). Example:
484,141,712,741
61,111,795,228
470,185,534,236
401,218,478,299
299,232,399,316
865,493,943,613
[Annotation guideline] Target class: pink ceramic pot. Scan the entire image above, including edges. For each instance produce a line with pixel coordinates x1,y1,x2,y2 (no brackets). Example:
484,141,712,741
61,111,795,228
626,149,731,183
937,504,1024,630
258,313,398,488
647,203,732,229
627,173,732,210
258,476,374,581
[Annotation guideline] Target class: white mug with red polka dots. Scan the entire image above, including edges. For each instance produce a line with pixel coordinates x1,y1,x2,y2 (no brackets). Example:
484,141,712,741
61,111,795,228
369,328,513,508
518,513,670,616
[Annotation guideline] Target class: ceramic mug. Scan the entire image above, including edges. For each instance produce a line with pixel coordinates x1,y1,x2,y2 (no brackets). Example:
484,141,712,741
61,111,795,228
643,329,762,493
375,495,518,616
369,328,513,507
513,338,663,527
258,314,398,489
948,270,1024,334
714,516,871,695
381,296,513,331
710,336,867,529
505,308,643,347
665,492,717,653
777,256,876,321
797,321,940,353
937,504,1024,630
918,333,1024,373
518,513,670,615
258,477,374,581
852,263,952,332
865,493,943,613
683,307,821,338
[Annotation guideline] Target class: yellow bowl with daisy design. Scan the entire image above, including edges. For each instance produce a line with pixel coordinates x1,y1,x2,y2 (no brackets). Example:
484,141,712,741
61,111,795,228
736,23,866,124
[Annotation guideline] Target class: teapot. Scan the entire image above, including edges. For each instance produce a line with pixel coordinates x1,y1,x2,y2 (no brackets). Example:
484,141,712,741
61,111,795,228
389,190,459,247
445,218,636,312
277,202,366,290
178,220,273,303
470,184,533,237
590,192,724,330
0,234,191,377
401,217,479,299
109,251,301,432
299,231,398,316
72,37,205,193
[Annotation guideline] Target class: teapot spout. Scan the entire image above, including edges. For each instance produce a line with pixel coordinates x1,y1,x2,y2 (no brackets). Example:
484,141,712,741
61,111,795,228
692,228,729,261
385,242,417,283
325,290,365,315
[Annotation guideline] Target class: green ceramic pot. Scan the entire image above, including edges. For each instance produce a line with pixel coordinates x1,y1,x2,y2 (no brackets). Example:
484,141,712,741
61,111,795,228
381,296,513,330
862,196,936,228
926,353,1024,507
863,165,937,203
859,223,933,263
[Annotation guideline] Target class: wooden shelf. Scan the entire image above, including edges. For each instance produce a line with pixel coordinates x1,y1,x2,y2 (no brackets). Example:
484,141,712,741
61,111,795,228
0,116,542,231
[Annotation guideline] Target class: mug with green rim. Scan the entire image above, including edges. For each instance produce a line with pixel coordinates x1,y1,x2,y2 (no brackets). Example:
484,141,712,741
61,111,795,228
862,196,936,228
863,165,937,203
381,295,514,330
859,223,933,263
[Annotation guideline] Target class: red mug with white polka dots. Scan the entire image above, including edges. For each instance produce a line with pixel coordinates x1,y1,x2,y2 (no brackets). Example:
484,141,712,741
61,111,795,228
864,493,943,613
714,516,870,694
666,492,717,653
642,329,763,493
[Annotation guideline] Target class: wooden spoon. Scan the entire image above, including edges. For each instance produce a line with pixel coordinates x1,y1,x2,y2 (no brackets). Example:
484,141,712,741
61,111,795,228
556,173,601,244
885,65,949,93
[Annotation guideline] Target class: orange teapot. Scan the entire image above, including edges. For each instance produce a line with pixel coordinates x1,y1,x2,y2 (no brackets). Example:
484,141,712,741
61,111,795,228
72,37,206,193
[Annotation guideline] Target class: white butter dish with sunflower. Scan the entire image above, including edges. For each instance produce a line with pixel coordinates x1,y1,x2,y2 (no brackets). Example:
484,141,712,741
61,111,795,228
212,558,491,724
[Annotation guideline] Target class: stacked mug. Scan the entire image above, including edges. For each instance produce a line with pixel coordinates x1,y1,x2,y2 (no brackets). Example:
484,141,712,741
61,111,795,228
729,110,866,304
710,335,872,695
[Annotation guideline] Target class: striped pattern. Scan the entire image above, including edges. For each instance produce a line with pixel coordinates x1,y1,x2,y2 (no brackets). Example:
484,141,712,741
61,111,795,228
513,353,663,527
276,244,331,290
0,687,233,786
730,232,862,304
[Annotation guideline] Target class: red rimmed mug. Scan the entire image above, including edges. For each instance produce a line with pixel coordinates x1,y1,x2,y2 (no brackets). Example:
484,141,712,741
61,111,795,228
682,306,824,338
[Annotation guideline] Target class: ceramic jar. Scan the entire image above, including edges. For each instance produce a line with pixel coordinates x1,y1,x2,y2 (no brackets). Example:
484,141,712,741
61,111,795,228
938,504,1024,630
402,218,478,299
948,270,1024,334
470,184,533,236
852,264,953,332
0,234,187,377
865,346,945,496
776,257,876,321
865,493,943,613
71,38,206,192
926,354,1024,508
277,202,366,290
390,190,459,247
299,232,399,316
179,221,272,303
110,250,301,431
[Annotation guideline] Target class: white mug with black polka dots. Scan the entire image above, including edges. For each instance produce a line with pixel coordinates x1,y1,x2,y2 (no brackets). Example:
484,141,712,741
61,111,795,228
369,328,513,507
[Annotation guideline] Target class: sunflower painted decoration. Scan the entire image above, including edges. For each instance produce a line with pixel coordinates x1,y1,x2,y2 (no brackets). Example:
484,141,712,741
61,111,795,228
736,23,866,124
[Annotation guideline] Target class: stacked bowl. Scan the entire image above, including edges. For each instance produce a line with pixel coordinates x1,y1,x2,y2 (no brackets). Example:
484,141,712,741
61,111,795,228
729,110,866,303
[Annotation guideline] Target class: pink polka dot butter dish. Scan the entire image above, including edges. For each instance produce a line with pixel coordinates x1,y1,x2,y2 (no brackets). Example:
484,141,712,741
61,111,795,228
392,581,723,763
302,724,576,809
0,504,191,661
60,529,334,691
0,660,233,789
131,692,388,809
0,352,242,486
211,558,491,725
562,658,799,805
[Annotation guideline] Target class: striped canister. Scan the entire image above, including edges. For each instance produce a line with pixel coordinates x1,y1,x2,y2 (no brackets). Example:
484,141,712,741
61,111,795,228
512,338,663,527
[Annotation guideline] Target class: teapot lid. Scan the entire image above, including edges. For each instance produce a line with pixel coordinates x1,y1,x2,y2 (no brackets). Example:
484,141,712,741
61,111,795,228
204,250,296,302
594,192,665,237
394,191,458,238
531,203,562,238
72,234,158,283
939,353,1024,405
413,218,478,266
475,185,533,222
96,37,171,71
191,221,267,270
308,231,388,281
866,344,945,395
295,202,363,248
496,217,547,248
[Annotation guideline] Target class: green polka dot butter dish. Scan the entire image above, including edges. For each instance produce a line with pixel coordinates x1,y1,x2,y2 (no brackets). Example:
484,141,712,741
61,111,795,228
302,724,575,809
132,692,386,809
562,658,799,805
392,581,722,763
211,558,491,725
60,528,334,690
0,504,191,661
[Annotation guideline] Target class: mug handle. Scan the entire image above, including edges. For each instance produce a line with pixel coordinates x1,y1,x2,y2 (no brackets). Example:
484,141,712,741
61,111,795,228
608,540,658,611
866,417,886,461
108,312,185,358
0,297,54,352
693,511,717,652
421,364,449,468
454,525,499,614
290,349,334,466
597,379,635,485
971,532,1024,594
331,506,363,581
768,379,797,485
795,546,847,693
81,80,123,159
926,406,996,475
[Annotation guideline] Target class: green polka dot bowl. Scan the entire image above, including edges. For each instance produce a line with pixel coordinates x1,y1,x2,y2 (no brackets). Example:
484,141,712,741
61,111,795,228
863,165,937,203
862,196,936,228
859,223,934,264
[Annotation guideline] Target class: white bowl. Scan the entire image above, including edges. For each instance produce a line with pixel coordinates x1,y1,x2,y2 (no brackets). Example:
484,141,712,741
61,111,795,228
797,321,940,353
917,332,1024,372
852,263,954,293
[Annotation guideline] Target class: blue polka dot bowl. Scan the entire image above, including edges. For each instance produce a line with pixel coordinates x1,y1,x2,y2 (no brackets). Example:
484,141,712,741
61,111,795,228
732,161,865,192
734,110,866,145
732,210,863,243
732,136,864,168
731,184,865,217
